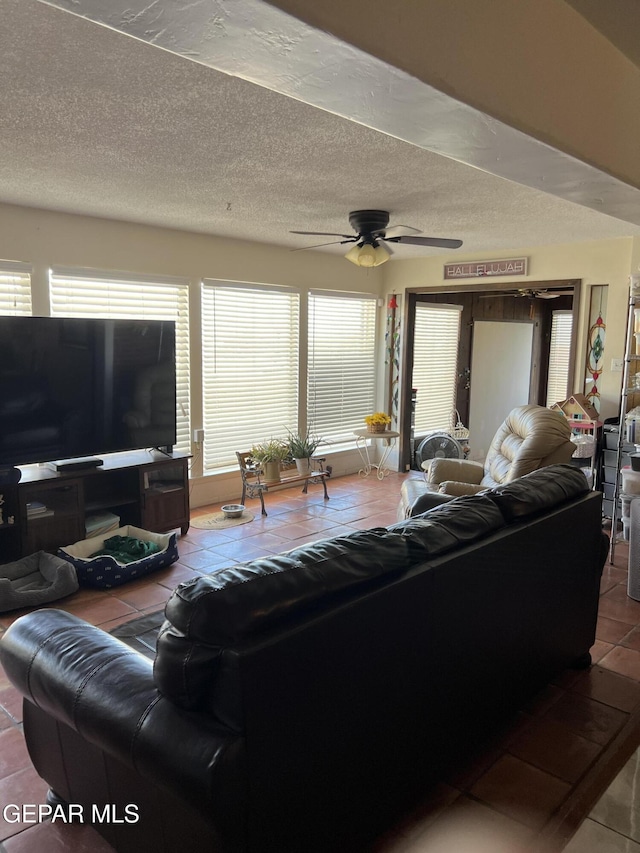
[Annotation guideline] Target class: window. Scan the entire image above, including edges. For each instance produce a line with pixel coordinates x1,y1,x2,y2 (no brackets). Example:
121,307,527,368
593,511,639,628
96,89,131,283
201,281,300,471
49,268,191,453
412,302,462,434
308,291,377,444
546,310,573,407
0,262,32,315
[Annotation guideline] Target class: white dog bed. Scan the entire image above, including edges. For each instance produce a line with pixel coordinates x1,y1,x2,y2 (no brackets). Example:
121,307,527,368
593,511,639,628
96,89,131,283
0,551,79,612
58,525,179,589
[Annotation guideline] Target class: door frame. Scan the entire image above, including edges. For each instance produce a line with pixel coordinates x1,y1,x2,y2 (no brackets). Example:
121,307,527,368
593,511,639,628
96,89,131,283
398,279,581,471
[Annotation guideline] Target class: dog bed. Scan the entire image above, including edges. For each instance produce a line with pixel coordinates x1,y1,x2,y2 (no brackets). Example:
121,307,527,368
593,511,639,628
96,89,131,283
0,551,79,613
58,525,179,589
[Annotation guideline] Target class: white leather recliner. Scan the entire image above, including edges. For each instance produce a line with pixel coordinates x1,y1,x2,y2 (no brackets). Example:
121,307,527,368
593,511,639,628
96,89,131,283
399,404,575,518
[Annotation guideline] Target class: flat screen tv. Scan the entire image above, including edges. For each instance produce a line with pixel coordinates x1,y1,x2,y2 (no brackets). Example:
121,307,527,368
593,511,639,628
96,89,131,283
0,316,177,467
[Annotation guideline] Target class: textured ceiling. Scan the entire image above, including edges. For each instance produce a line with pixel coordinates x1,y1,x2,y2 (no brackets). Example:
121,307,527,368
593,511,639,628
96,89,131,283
1,0,639,259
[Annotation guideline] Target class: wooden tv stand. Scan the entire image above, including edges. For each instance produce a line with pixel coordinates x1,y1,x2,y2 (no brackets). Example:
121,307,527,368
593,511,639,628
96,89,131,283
0,450,190,563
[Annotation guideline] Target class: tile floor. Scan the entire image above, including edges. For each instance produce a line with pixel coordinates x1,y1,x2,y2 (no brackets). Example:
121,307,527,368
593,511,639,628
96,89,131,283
0,472,638,852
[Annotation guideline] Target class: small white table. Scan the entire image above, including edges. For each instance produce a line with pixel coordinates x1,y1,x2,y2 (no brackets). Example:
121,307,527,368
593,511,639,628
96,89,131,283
354,429,400,480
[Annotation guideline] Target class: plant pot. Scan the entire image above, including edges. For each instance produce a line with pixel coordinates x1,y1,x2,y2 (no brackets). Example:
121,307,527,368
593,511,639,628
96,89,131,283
367,423,388,434
262,461,281,483
295,457,312,475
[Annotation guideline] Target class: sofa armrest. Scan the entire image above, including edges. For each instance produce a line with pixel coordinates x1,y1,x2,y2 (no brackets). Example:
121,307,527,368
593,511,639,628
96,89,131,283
0,608,166,741
426,458,484,485
0,609,244,825
438,481,487,497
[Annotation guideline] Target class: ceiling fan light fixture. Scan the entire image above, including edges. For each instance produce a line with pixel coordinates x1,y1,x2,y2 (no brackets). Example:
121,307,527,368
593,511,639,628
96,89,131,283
344,242,390,268
372,244,391,266
344,244,362,265
357,243,377,267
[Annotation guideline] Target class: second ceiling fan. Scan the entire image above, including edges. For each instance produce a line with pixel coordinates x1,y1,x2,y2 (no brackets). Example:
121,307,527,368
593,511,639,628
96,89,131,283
479,288,574,299
290,210,463,267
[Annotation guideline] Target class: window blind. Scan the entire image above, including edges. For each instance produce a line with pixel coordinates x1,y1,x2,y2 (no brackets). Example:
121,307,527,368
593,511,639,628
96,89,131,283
49,268,191,453
201,281,300,471
546,310,573,407
0,262,32,315
412,302,462,434
308,291,377,444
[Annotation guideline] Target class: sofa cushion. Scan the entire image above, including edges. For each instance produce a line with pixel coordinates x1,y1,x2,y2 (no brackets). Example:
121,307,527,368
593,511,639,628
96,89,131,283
388,494,505,557
169,528,412,644
484,463,589,521
155,528,413,710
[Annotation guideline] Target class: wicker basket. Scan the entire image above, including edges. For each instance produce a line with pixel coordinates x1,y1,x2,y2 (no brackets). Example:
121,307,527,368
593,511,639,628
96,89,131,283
448,409,470,440
571,434,595,458
367,423,388,434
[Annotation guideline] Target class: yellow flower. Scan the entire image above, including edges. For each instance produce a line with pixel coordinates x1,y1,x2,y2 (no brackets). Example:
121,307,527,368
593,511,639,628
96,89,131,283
364,412,392,426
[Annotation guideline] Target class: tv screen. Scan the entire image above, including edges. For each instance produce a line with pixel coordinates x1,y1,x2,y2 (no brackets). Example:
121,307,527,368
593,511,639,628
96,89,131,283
0,316,177,467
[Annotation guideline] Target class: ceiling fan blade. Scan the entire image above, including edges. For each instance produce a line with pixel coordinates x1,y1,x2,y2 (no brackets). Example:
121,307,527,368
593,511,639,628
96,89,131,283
384,224,423,238
290,230,353,238
385,235,463,249
478,288,574,300
480,291,529,298
520,288,574,299
290,238,357,252
536,290,573,299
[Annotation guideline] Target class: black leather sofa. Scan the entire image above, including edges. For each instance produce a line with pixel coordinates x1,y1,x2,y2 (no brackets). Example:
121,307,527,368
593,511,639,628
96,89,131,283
0,465,607,853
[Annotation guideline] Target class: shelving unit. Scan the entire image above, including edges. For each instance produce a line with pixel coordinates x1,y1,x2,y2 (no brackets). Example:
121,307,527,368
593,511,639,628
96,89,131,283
610,287,640,563
0,450,190,563
602,426,634,519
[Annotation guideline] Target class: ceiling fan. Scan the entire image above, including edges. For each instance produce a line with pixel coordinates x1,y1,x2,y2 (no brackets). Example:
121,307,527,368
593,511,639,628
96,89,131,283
479,288,573,299
290,210,463,267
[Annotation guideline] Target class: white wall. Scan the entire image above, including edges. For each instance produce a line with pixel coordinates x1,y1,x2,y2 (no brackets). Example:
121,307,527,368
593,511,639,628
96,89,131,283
0,202,386,506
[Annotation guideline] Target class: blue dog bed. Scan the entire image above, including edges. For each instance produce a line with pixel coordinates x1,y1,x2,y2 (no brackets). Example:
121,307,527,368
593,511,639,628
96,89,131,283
58,525,179,589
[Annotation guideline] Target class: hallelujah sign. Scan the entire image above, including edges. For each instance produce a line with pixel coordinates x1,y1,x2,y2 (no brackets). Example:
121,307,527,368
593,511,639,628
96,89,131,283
443,257,528,280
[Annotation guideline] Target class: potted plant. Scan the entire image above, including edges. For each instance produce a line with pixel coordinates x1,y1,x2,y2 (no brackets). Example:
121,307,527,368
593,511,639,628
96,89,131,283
364,412,391,434
249,439,290,483
287,427,323,475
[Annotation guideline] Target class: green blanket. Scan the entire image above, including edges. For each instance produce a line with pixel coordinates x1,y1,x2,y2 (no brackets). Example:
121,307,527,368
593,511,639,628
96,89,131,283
91,535,161,564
